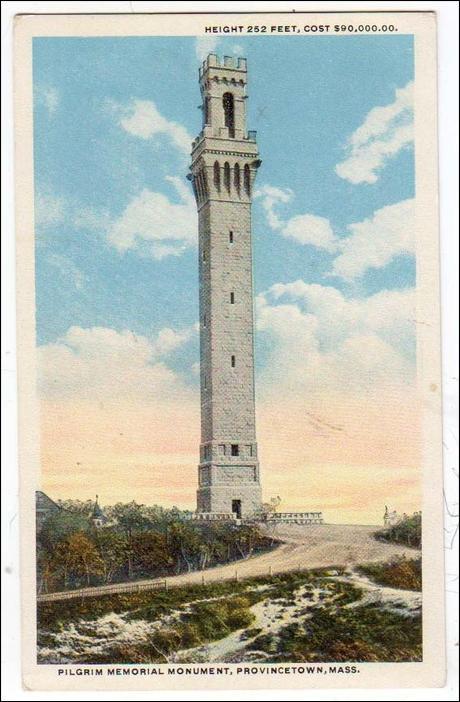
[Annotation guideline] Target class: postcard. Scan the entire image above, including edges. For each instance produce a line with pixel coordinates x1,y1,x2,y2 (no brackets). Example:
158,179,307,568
14,10,445,691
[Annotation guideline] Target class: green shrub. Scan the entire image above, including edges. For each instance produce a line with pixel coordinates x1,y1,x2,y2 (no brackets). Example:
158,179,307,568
374,513,422,549
260,603,422,663
358,557,422,591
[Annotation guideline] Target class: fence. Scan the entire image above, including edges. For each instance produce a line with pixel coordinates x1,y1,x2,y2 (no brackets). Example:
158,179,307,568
187,512,237,522
36,561,312,604
37,578,170,603
185,511,324,524
267,513,324,525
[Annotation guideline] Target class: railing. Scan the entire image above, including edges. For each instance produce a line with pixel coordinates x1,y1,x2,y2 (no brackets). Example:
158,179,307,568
186,511,324,524
266,512,324,525
38,578,169,603
36,560,316,604
188,512,237,522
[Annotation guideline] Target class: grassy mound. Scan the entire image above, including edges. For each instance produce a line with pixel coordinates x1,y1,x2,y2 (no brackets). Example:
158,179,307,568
357,556,422,591
374,512,421,549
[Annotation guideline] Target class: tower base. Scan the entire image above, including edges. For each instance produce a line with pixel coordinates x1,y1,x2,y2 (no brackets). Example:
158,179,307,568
197,485,262,519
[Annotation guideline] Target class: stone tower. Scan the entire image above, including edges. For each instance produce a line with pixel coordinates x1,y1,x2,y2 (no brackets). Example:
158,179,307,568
189,54,262,519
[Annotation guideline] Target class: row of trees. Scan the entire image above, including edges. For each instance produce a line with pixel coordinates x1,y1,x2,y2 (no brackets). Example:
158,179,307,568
37,501,271,593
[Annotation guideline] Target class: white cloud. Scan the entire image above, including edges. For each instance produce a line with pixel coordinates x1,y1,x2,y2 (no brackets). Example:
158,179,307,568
255,185,293,230
35,86,59,116
195,36,220,61
35,191,111,237
256,282,415,399
35,177,197,260
335,81,414,184
332,199,414,279
255,185,336,251
117,99,192,154
35,192,65,228
151,324,198,357
72,205,112,232
256,185,414,279
38,325,196,403
107,176,197,259
46,254,87,290
282,213,336,252
194,38,244,64
262,280,415,355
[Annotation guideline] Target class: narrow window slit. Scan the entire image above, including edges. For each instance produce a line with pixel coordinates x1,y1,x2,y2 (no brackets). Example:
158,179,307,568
223,92,235,138
213,161,220,191
224,162,231,193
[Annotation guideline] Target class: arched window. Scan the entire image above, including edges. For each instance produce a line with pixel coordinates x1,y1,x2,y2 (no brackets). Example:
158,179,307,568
201,169,208,199
224,162,231,193
198,171,205,201
191,177,199,203
213,161,220,191
204,96,210,125
234,163,240,193
244,164,251,196
223,92,235,137
193,173,201,202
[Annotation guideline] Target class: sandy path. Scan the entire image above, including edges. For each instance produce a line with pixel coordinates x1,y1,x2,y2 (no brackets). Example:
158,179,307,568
38,524,418,602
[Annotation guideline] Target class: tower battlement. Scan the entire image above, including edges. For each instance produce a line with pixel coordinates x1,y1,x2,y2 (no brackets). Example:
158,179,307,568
193,53,254,146
199,54,247,80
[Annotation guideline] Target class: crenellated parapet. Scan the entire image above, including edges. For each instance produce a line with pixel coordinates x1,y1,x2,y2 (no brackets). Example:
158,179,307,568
198,53,247,80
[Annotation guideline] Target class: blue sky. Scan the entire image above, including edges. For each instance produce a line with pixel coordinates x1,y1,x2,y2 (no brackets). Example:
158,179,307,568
34,34,421,519
33,34,415,381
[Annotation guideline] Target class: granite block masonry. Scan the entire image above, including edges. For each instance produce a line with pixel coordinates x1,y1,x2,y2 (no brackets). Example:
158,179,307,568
189,54,262,518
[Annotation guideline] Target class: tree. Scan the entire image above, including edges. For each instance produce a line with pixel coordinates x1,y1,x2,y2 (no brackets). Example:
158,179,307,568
375,512,422,549
260,496,281,520
168,522,202,573
64,532,103,586
259,496,282,544
106,502,152,536
95,530,129,583
36,549,56,594
38,510,90,552
234,525,261,559
131,532,173,575
52,539,75,588
105,502,154,578
56,498,94,516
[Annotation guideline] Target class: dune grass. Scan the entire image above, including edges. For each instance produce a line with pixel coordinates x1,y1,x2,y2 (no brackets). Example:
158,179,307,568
38,563,422,665
357,556,422,591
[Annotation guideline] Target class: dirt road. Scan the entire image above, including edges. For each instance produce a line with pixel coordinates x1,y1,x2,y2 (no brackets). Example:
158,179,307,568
38,523,417,603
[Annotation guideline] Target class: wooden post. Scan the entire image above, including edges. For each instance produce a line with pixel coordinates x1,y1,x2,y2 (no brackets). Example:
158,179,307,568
235,569,238,582
269,565,272,577
201,574,205,586
164,579,168,590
